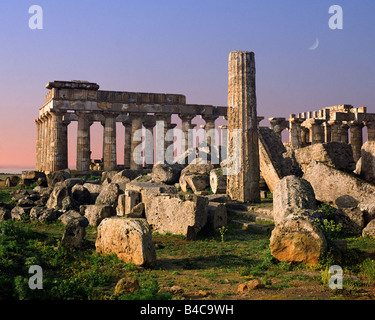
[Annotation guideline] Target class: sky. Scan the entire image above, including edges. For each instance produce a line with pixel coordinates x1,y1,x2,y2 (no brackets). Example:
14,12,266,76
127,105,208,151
0,0,374,171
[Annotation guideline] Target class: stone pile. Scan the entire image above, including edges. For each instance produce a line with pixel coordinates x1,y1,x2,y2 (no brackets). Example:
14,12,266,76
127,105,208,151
1,164,228,265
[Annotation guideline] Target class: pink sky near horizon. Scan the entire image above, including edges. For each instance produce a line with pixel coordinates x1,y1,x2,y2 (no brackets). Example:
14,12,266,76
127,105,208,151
0,1,374,171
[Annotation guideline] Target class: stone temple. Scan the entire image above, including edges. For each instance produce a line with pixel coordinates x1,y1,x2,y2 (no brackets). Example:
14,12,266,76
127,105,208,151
34,51,375,204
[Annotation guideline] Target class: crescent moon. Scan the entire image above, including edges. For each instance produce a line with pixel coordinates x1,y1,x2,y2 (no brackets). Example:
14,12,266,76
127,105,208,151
309,37,319,50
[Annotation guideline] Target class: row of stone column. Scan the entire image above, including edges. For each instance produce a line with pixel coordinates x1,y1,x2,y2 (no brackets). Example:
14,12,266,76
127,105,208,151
35,111,219,173
287,117,375,162
35,112,69,173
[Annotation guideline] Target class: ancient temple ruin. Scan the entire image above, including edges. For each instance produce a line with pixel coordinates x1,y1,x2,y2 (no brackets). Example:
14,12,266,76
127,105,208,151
34,81,227,173
34,53,375,205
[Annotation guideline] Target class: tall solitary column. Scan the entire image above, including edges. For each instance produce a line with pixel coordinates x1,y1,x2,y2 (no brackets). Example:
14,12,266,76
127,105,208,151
227,51,260,203
76,111,91,173
103,113,118,171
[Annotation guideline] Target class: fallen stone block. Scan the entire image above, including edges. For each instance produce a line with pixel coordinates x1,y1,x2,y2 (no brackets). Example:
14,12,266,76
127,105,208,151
146,193,208,240
95,217,156,266
273,175,317,226
270,213,327,265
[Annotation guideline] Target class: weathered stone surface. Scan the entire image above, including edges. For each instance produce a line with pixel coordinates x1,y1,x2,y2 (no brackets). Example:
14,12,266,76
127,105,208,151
303,160,375,215
258,127,302,193
30,207,59,223
82,205,115,226
209,169,227,194
0,207,11,221
111,171,131,192
61,217,89,249
273,175,317,226
202,202,227,233
33,186,52,197
335,207,365,234
362,220,375,238
5,175,20,187
83,183,102,204
151,164,181,185
46,169,71,188
358,141,375,183
58,210,84,225
11,206,31,221
146,193,208,239
270,214,327,265
95,183,120,206
95,217,156,266
227,51,260,203
72,184,91,205
46,185,74,210
114,277,140,296
294,142,355,173
237,280,264,293
182,175,210,193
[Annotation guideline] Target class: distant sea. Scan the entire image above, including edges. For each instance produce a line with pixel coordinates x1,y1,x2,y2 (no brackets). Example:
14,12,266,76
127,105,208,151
0,167,36,174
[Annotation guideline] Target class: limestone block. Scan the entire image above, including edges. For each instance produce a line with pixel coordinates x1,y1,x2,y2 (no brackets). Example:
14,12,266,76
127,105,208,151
146,193,208,240
95,217,156,266
270,214,327,265
358,141,375,183
273,175,317,226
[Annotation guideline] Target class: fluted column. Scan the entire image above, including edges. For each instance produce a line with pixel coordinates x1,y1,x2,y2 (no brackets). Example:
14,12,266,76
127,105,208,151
201,114,219,161
35,118,42,171
289,117,304,149
328,120,340,142
61,120,70,170
103,113,118,171
143,120,155,168
338,122,349,144
322,121,331,143
49,111,65,172
179,114,196,153
349,120,364,162
40,115,48,171
307,119,324,144
45,113,52,172
227,51,260,203
122,120,132,169
76,111,91,173
301,126,310,146
365,121,375,142
131,115,143,170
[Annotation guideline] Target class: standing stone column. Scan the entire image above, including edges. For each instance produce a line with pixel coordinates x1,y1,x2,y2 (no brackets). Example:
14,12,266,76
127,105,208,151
227,51,260,203
76,111,91,173
143,120,155,168
338,122,349,144
307,119,324,144
49,111,65,172
103,113,118,171
122,120,132,169
40,115,47,171
301,126,309,146
322,121,331,143
201,114,219,162
45,113,52,173
289,117,304,149
349,120,364,162
35,118,42,171
61,120,70,170
365,121,375,142
131,115,143,170
180,114,196,153
328,120,340,142
156,114,175,164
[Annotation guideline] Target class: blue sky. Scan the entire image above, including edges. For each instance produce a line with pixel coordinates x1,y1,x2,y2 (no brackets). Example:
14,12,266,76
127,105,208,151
0,0,374,167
